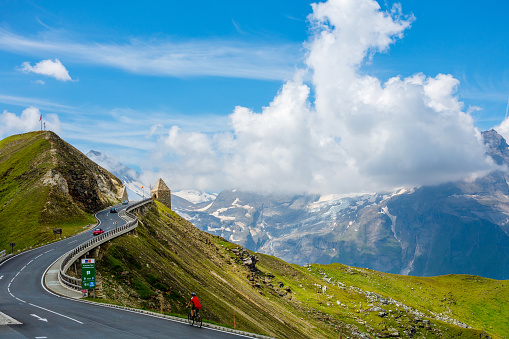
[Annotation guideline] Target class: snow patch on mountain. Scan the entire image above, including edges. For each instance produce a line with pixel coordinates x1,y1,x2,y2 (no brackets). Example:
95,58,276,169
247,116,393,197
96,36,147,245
173,190,217,204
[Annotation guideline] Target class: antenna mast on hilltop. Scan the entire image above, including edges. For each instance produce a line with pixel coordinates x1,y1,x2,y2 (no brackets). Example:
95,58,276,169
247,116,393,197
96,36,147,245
40,114,42,131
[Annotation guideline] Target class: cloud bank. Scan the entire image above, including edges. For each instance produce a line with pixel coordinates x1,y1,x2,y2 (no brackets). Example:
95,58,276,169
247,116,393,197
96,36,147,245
149,0,495,194
0,107,61,138
21,59,73,81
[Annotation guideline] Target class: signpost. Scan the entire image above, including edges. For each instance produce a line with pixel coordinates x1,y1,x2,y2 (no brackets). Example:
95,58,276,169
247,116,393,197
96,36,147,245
81,259,96,297
9,243,15,254
53,228,62,240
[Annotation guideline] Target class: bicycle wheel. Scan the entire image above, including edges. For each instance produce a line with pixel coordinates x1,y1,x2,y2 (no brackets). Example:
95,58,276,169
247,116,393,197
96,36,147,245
187,312,194,326
195,313,202,328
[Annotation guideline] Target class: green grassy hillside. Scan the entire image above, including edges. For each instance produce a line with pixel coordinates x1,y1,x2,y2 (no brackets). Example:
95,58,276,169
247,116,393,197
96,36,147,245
95,201,507,338
0,131,122,252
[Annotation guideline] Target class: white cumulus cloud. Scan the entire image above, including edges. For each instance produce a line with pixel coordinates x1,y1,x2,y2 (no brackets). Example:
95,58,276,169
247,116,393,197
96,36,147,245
21,59,73,81
0,107,61,138
152,0,495,194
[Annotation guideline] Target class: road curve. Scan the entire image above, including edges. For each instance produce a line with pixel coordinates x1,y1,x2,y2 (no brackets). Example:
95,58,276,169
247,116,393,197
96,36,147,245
0,202,253,339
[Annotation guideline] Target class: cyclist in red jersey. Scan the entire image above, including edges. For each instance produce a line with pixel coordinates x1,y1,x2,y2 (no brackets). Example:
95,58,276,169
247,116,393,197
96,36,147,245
187,292,201,319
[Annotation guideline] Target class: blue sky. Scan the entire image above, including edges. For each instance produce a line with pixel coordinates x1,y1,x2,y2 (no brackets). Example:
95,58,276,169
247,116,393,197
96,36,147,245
0,0,508,193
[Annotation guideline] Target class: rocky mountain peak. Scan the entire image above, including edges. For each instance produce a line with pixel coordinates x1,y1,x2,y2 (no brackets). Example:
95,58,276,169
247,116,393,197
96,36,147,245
482,129,509,165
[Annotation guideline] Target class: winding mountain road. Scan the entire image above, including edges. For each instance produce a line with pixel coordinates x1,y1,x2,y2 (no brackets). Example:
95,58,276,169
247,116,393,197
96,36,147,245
0,202,253,339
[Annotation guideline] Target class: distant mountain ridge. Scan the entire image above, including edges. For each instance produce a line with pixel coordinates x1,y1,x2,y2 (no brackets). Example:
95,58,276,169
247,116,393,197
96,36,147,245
173,130,509,280
86,150,145,200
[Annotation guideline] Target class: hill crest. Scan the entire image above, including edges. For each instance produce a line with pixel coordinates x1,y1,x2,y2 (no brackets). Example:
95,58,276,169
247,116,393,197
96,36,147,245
0,131,123,251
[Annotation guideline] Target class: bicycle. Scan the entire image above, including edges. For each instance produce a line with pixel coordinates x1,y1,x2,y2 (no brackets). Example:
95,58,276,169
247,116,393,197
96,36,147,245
187,310,202,328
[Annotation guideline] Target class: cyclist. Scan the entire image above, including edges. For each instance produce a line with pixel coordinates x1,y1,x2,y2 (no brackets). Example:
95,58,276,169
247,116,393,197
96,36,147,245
187,292,201,319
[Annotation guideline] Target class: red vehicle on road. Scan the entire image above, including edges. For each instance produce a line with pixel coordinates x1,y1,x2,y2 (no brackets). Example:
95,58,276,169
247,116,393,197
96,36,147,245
93,228,104,236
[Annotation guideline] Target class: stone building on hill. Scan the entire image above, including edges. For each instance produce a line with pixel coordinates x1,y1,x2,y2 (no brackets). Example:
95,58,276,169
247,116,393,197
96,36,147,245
151,178,171,209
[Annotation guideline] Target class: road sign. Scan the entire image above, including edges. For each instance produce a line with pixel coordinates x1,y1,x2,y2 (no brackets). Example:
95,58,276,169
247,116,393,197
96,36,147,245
53,228,63,239
81,259,96,290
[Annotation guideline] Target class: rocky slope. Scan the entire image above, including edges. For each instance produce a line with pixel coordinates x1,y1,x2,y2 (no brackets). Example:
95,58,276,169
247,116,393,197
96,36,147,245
0,131,123,251
173,130,509,280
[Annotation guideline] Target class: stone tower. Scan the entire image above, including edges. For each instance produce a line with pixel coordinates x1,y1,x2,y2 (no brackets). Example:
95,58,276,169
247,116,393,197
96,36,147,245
151,178,171,209
118,186,128,202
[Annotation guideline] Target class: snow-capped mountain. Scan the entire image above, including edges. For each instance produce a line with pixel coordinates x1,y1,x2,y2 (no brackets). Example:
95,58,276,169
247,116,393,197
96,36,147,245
172,130,509,280
86,150,145,200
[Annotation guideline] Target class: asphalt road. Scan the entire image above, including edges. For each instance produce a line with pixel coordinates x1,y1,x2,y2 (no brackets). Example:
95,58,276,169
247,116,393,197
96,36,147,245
0,202,249,339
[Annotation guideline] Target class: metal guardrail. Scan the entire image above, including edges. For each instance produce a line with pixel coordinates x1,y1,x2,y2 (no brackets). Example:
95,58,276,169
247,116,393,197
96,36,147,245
0,250,5,259
59,199,153,291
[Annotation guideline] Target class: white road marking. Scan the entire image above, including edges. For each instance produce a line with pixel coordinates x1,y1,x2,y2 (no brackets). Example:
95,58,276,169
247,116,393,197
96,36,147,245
28,259,34,264
35,337,48,339
44,249,54,253
29,303,84,324
0,275,3,279
35,254,43,259
68,240,78,244
31,314,48,322
15,297,26,303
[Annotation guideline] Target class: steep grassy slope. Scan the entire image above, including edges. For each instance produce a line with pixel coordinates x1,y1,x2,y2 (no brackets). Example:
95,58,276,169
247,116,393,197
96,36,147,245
0,131,123,252
95,202,506,338
97,201,339,338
